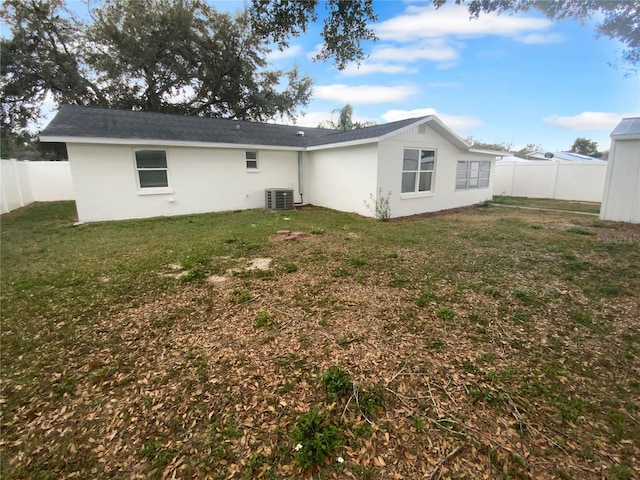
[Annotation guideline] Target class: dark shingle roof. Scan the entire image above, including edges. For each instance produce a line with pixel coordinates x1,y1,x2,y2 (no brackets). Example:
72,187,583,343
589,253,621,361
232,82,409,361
40,105,427,148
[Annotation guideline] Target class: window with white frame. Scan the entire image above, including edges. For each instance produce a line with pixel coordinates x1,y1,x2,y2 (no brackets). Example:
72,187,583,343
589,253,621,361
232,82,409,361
246,151,258,170
456,160,491,190
401,148,436,194
135,150,169,188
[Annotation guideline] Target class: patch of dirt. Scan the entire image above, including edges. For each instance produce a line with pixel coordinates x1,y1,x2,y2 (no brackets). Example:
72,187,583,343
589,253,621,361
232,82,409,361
247,258,272,271
206,275,228,283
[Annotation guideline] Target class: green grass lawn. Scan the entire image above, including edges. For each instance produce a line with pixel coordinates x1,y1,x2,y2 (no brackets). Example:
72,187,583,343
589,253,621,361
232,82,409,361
1,201,639,479
492,195,602,214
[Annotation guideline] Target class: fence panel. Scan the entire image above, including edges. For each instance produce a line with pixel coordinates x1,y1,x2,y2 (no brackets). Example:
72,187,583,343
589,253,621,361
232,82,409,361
494,160,606,203
1,159,73,214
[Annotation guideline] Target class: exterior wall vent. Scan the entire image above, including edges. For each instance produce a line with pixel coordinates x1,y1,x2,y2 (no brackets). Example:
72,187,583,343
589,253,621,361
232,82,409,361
265,188,294,210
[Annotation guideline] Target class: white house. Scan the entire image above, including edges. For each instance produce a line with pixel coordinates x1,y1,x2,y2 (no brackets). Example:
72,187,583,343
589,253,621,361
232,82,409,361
600,117,640,224
40,106,497,223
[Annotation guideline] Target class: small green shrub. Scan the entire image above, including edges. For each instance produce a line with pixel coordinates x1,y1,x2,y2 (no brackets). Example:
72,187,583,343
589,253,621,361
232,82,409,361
411,414,426,432
437,308,455,320
331,267,350,278
357,386,386,416
183,267,206,282
254,309,274,328
364,188,392,221
514,288,536,304
291,406,343,470
427,339,445,352
179,254,208,269
415,289,433,307
607,465,633,480
572,311,593,327
138,438,177,469
485,286,500,298
185,349,209,383
310,227,325,235
348,256,366,266
322,366,353,401
283,262,298,273
230,289,253,304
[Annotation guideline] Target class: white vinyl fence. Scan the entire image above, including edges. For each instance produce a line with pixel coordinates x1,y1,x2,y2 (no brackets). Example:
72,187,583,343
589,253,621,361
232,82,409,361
493,160,607,203
1,159,74,214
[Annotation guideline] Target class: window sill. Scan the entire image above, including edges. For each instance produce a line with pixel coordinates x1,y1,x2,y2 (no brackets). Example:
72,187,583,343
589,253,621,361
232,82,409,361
400,192,435,200
246,169,260,173
137,187,174,196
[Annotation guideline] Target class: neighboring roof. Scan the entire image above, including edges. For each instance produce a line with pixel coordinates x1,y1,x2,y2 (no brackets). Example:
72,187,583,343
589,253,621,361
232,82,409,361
611,117,640,140
40,105,476,152
496,155,537,162
525,151,605,162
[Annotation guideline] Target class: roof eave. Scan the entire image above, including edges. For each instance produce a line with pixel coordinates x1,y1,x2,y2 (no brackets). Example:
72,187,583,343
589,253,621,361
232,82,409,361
306,137,379,151
611,133,640,141
38,135,304,151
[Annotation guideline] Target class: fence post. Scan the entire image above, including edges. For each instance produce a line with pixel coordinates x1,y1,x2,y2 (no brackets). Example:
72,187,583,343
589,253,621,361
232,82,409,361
12,159,25,208
551,160,561,199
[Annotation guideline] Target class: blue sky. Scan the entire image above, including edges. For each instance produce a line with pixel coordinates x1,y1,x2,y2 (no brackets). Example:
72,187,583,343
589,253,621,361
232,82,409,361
218,0,639,152
32,1,640,152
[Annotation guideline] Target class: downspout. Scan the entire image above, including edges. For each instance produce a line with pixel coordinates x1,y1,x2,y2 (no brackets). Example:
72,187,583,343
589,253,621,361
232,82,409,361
295,150,304,205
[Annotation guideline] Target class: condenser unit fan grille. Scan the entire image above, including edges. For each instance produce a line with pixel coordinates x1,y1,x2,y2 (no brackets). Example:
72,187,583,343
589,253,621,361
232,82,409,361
265,188,294,210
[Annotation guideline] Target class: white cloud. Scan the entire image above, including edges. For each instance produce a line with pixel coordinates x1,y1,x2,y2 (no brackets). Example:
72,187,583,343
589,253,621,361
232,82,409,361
279,111,378,128
376,4,552,42
341,39,459,75
516,33,564,45
307,43,324,61
382,108,484,131
283,111,332,128
313,84,417,104
543,112,635,131
341,63,418,77
30,91,57,133
370,40,459,63
266,45,304,62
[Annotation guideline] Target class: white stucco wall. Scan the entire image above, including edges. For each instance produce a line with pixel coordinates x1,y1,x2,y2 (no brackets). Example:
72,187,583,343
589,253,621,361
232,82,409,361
600,139,640,223
67,143,300,222
377,124,494,218
304,143,379,217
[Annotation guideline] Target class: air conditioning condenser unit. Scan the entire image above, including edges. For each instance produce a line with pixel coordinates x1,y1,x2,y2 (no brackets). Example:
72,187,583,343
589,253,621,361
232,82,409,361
265,188,294,211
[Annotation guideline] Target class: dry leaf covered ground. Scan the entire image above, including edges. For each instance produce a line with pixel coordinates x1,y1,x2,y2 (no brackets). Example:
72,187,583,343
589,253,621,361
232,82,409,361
1,199,639,479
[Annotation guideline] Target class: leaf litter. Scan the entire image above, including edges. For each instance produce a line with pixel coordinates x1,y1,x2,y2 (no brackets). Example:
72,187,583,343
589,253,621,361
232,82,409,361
2,205,639,479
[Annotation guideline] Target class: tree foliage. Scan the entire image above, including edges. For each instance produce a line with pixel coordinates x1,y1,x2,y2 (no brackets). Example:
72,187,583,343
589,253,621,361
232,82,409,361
465,136,513,152
250,0,377,70
514,143,542,157
0,0,312,145
0,0,105,144
250,0,638,70
434,0,639,66
570,137,603,158
318,104,377,131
